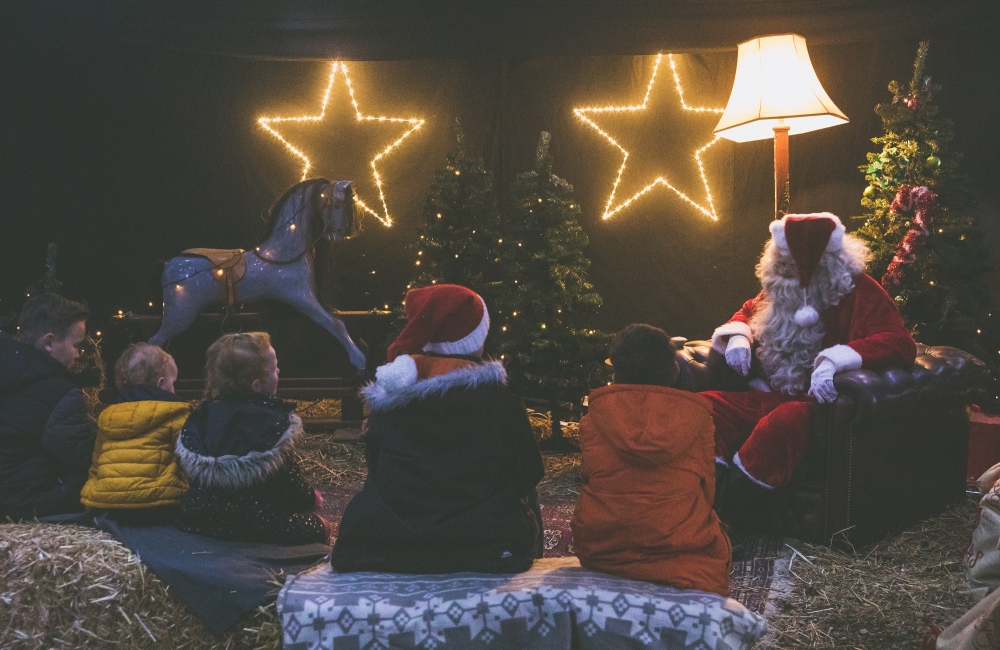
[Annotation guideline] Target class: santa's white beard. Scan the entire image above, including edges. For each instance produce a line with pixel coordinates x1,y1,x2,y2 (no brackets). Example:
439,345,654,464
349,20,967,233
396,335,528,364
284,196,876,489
750,238,868,394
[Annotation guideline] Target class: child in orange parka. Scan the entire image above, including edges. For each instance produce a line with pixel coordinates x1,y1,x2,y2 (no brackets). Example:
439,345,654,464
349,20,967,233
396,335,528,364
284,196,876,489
571,324,732,596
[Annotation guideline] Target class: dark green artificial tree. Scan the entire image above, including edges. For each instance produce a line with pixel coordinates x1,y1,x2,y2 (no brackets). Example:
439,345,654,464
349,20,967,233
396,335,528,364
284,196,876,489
854,41,997,408
26,243,64,298
498,132,612,442
403,120,509,353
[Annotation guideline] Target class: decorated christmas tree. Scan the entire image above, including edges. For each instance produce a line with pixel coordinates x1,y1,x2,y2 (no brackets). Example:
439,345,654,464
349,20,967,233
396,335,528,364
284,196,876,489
404,120,509,353
853,41,997,407
497,132,612,412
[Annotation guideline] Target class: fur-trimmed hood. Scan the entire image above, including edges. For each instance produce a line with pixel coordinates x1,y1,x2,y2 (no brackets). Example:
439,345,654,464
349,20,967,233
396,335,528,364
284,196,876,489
175,396,302,490
362,354,507,412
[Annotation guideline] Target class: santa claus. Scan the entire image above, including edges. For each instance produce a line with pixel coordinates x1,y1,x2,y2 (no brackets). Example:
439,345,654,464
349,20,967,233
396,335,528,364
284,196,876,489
704,213,916,500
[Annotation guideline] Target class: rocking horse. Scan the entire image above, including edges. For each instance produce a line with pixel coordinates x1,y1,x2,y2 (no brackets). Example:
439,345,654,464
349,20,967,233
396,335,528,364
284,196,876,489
149,178,368,373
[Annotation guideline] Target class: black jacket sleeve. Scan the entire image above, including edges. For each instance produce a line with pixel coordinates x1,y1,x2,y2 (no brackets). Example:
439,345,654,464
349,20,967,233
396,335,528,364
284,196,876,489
42,389,96,474
266,459,318,513
501,391,544,498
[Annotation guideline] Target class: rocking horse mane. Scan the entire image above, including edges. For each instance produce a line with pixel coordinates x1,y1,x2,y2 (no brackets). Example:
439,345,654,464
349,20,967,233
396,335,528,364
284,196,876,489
262,178,337,310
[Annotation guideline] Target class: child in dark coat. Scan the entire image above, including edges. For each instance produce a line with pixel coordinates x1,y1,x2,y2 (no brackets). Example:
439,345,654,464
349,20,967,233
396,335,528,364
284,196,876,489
0,293,95,519
331,284,544,574
175,332,331,545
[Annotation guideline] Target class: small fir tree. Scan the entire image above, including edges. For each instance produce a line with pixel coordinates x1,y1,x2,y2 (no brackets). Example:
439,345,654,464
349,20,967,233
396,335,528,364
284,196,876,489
26,243,64,297
497,132,612,407
403,120,509,354
853,41,998,408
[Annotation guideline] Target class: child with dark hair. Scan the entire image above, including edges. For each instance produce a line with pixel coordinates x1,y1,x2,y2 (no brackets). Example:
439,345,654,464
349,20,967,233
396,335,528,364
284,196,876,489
175,332,331,544
571,324,732,596
80,344,190,521
0,293,96,519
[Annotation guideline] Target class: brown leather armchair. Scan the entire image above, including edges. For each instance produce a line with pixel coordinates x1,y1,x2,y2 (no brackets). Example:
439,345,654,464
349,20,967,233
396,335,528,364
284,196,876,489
675,341,988,546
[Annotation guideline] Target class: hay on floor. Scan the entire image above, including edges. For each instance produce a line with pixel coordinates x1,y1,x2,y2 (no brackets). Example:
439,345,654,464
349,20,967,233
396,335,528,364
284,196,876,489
527,408,580,441
761,497,979,649
0,523,280,649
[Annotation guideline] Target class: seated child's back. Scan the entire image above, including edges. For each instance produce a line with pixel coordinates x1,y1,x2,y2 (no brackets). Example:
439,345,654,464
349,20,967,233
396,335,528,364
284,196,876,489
81,343,190,514
571,325,731,596
332,285,544,574
175,332,330,545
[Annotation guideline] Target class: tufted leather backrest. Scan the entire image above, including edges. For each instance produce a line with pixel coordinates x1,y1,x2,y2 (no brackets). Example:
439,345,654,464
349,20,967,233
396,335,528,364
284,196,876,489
676,340,989,407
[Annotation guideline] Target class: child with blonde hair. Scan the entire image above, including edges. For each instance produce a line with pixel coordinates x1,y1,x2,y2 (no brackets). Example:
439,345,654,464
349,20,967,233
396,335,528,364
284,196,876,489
80,343,190,521
175,332,331,544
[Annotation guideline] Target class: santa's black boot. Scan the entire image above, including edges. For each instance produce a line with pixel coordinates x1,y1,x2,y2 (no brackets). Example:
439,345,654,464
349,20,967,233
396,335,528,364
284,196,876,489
717,464,773,533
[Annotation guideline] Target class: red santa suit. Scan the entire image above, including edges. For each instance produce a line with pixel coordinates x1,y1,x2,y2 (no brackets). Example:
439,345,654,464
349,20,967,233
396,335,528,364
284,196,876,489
703,214,916,488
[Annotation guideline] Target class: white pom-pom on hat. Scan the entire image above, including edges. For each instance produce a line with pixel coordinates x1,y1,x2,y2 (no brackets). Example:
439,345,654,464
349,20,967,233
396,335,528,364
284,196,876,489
794,305,820,326
374,354,418,391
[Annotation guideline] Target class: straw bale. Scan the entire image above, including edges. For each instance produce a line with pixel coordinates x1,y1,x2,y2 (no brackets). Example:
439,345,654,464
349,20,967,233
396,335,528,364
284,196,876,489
0,523,281,649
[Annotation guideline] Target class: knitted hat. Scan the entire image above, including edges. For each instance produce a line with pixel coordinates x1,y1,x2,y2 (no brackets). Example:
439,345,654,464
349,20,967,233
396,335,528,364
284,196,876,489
386,284,490,362
769,213,845,326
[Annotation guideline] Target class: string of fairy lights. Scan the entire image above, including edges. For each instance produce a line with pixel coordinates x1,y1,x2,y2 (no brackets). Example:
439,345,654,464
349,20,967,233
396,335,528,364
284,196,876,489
258,61,426,228
573,53,724,222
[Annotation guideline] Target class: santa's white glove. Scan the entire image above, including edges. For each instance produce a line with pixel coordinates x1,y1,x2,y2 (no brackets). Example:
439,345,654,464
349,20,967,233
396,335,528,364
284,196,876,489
725,335,752,376
808,359,838,403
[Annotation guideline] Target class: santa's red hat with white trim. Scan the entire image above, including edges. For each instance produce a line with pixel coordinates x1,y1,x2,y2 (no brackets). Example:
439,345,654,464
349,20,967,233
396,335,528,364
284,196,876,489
386,284,490,362
769,213,845,326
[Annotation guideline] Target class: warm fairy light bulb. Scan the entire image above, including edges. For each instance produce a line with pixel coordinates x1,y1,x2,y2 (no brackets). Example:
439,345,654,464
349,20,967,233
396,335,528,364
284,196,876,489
574,53,723,221
148,302,154,307
258,61,426,228
95,331,101,337
415,260,421,266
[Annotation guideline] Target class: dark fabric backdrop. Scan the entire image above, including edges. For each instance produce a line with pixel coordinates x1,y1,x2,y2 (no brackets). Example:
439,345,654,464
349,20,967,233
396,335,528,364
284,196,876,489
1,2,998,344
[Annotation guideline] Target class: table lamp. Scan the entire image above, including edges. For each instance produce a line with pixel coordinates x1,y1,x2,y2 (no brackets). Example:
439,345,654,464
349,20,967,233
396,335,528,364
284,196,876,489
714,34,848,218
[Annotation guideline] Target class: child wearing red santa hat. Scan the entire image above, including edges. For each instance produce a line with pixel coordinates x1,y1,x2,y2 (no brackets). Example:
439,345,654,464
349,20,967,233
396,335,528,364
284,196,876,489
331,284,545,574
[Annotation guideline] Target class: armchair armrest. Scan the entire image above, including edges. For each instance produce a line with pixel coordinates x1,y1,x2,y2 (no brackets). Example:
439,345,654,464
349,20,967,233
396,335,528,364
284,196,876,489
833,345,989,415
676,340,750,393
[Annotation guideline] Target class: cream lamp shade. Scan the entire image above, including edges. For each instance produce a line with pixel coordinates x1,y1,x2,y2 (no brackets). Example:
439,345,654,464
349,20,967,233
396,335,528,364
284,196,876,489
714,34,848,142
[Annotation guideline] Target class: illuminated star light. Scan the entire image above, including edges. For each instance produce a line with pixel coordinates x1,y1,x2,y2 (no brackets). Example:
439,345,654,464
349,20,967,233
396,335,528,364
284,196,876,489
258,61,425,227
574,54,724,221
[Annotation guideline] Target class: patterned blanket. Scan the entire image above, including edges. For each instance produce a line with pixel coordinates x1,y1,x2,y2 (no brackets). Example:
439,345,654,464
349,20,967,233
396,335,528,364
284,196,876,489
278,557,768,650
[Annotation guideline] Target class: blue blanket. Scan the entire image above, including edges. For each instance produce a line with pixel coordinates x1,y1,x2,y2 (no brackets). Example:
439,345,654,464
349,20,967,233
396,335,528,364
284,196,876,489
41,512,330,635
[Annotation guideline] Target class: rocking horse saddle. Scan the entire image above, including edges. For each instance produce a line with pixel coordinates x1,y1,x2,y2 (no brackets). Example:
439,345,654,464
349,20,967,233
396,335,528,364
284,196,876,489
181,248,247,309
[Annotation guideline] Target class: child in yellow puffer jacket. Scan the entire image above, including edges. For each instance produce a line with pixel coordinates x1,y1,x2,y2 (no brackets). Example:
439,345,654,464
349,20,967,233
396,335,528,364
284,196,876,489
80,343,191,522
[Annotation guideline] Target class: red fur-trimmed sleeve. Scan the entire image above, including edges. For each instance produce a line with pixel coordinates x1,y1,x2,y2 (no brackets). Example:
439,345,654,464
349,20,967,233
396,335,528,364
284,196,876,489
731,294,761,324
711,293,762,353
844,274,917,371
